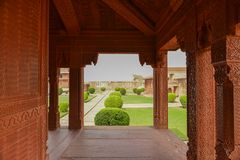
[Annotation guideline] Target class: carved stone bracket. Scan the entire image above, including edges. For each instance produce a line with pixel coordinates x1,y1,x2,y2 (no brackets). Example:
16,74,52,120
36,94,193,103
176,33,186,52
56,47,99,68
138,52,155,66
213,64,229,85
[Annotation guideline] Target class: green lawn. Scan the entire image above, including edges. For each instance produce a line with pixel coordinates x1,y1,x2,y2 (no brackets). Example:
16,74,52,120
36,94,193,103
124,107,187,140
59,95,69,103
58,94,96,118
122,95,153,104
59,95,96,104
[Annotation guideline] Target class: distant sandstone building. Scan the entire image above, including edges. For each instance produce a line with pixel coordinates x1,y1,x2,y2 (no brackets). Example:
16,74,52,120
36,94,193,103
59,67,186,96
59,68,69,88
144,67,186,96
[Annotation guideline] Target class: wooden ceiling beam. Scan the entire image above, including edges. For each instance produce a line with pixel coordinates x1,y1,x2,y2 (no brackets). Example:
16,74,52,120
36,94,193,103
102,0,155,36
53,0,80,34
131,0,162,22
52,31,155,54
155,0,184,33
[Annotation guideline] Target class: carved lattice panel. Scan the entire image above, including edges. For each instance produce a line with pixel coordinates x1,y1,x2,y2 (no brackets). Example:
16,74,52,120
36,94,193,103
0,0,40,100
0,0,47,159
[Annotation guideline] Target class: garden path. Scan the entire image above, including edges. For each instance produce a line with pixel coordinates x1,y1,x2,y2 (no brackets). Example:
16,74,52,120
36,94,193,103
60,91,109,127
122,102,181,108
84,92,110,126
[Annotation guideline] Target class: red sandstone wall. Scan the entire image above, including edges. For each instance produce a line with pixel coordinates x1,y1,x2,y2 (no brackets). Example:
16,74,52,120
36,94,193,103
144,79,153,94
196,49,216,160
0,0,48,159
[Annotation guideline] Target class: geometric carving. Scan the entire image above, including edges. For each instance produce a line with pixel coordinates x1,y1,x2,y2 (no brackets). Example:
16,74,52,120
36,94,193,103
226,36,240,61
212,36,240,159
0,0,40,100
226,36,240,159
0,107,39,130
0,0,48,159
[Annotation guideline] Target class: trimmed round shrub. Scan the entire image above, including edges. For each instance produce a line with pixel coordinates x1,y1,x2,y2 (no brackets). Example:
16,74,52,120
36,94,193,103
136,89,142,95
180,95,187,108
139,88,145,92
104,95,123,108
109,91,121,97
88,87,95,94
84,92,89,100
58,88,63,95
133,88,138,94
94,108,130,126
168,93,177,103
120,88,126,95
101,87,106,92
59,102,69,112
115,87,120,91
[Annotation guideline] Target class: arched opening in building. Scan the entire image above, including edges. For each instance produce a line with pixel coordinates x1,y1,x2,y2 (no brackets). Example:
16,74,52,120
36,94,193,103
84,54,154,127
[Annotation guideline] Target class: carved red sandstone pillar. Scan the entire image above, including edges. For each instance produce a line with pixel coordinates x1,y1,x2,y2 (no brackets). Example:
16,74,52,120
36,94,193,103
212,36,240,159
196,48,216,159
153,51,168,129
48,67,60,130
186,52,197,160
69,67,84,129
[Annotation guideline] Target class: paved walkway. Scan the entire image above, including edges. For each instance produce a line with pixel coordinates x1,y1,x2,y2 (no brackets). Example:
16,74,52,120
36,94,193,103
60,126,187,160
84,92,110,126
60,91,109,127
122,102,181,108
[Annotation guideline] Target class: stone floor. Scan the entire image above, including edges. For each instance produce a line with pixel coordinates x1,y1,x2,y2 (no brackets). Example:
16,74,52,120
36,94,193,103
48,126,187,160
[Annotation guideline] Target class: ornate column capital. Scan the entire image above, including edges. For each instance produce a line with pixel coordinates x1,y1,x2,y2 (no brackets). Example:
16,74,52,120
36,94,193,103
213,63,229,85
151,50,167,68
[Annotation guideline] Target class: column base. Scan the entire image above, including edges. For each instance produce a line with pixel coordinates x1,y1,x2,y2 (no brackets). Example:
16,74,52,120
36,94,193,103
69,121,83,130
48,111,60,130
154,118,168,129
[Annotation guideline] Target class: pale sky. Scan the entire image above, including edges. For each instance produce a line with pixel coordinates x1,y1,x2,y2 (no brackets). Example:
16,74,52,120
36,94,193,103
84,50,186,82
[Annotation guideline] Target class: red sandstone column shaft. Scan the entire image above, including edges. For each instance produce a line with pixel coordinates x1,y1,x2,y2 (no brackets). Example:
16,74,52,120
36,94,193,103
48,67,60,130
153,51,168,129
186,52,197,160
69,67,84,129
